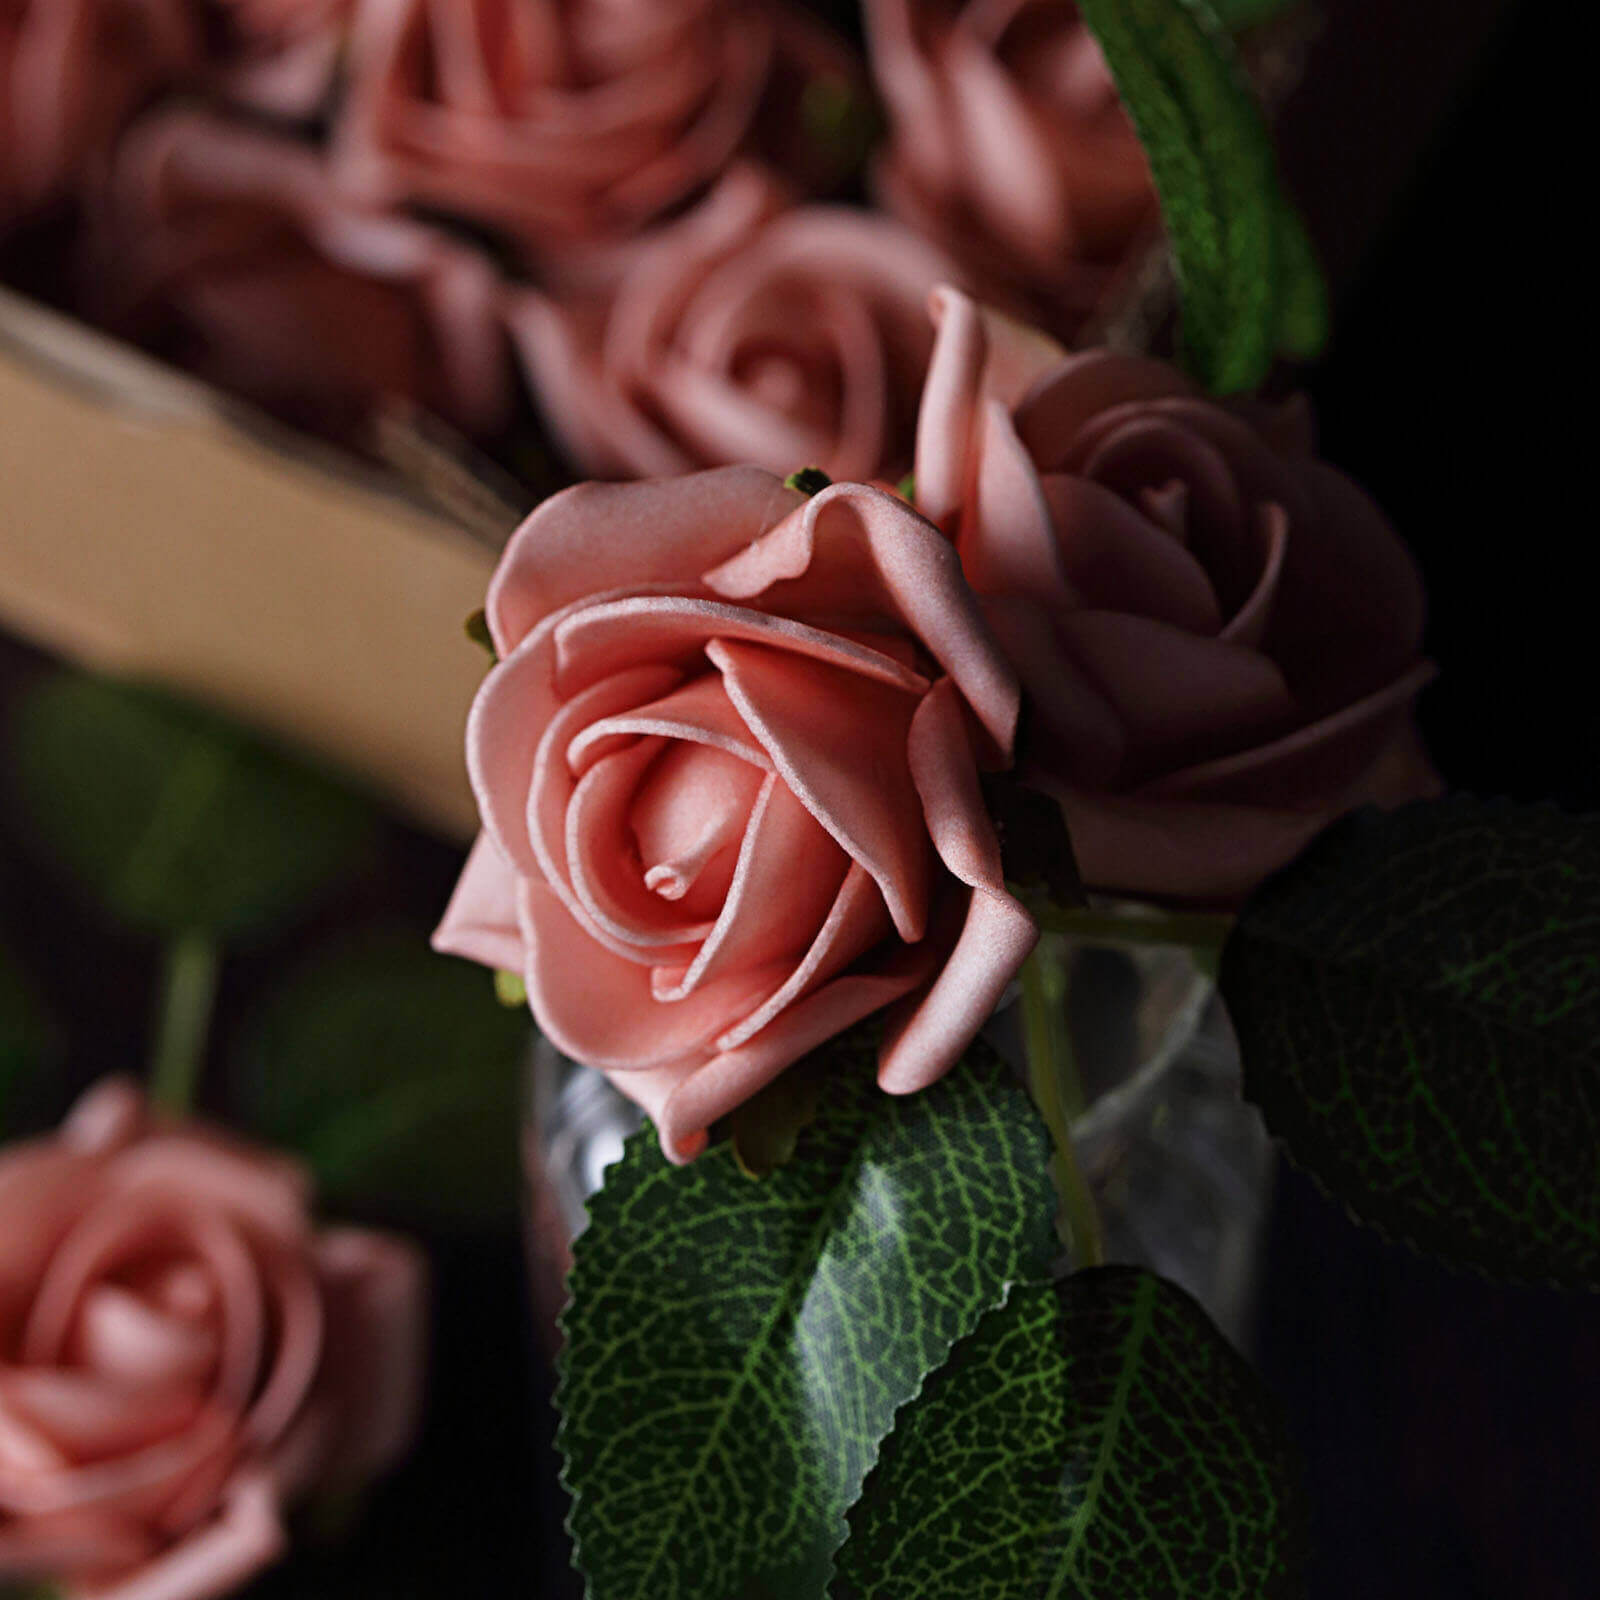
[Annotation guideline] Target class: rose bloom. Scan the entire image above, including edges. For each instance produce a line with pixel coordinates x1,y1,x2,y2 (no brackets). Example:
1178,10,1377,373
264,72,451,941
208,0,354,121
433,468,1036,1160
505,166,963,484
332,0,853,260
92,110,512,440
864,0,1153,335
1,0,192,221
0,1080,424,1600
915,287,1439,902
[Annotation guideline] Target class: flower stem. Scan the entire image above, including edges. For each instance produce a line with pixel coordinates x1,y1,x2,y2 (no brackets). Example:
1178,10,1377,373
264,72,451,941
149,930,220,1115
1020,937,1105,1268
1031,903,1234,955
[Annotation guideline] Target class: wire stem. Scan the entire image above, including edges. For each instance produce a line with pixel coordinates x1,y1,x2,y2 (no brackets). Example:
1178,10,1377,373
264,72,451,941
149,930,220,1115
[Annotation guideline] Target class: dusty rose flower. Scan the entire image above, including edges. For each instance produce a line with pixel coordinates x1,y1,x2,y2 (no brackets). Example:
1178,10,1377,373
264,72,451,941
332,0,855,260
506,166,962,484
93,110,512,438
0,1080,425,1600
433,468,1035,1160
864,0,1153,334
208,0,354,120
915,287,1439,902
1,0,193,219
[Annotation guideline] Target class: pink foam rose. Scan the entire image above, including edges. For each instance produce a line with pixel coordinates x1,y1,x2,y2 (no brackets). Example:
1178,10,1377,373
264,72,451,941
915,286,1440,903
1,0,193,221
331,0,856,262
89,110,512,439
0,1080,426,1600
433,467,1036,1160
506,166,964,484
863,0,1154,336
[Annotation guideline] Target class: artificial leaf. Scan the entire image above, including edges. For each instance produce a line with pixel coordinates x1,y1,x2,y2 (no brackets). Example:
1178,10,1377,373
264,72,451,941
834,1268,1306,1599
10,673,373,939
1223,798,1600,1287
1272,198,1329,359
233,932,529,1224
557,1030,1057,1600
1078,0,1320,391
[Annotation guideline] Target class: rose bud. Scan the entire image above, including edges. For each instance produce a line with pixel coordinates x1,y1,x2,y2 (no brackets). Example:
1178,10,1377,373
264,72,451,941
1,0,193,220
505,165,963,485
0,1079,425,1600
915,286,1440,903
433,468,1037,1161
331,0,855,262
863,0,1154,336
89,110,513,440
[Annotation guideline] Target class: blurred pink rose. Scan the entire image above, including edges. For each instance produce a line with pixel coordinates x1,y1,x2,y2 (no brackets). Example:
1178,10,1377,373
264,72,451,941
0,1080,425,1600
864,0,1153,334
433,468,1035,1160
916,287,1439,902
505,167,963,483
1,0,193,219
332,0,856,259
208,0,354,120
93,110,512,438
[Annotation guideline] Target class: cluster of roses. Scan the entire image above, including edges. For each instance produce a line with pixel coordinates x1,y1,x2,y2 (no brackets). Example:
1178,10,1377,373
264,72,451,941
2,0,1154,472
434,285,1438,1162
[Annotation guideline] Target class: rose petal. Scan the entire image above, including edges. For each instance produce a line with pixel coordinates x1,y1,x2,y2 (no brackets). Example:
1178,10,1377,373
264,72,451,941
1140,660,1440,807
657,962,930,1162
1218,504,1289,647
431,832,525,974
1014,350,1193,470
709,638,930,942
552,594,929,701
485,468,803,655
1039,473,1223,634
653,776,849,1001
704,483,1020,760
1056,610,1297,782
71,1286,218,1391
712,862,893,1051
878,888,1037,1094
517,881,785,1071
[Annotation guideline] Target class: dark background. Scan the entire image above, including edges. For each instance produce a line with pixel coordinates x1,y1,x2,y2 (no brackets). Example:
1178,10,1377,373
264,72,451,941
5,2,1596,1595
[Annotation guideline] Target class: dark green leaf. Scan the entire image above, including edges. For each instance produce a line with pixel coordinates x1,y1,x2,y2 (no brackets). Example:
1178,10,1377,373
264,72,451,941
10,674,374,938
1223,798,1600,1286
233,933,529,1224
557,1031,1056,1600
835,1268,1307,1600
1078,0,1319,391
728,1060,825,1179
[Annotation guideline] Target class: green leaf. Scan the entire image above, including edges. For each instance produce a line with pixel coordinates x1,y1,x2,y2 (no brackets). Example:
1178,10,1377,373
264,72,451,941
1078,0,1322,391
233,932,529,1224
834,1268,1307,1600
10,674,374,939
1272,198,1328,360
1223,798,1600,1287
557,1031,1057,1600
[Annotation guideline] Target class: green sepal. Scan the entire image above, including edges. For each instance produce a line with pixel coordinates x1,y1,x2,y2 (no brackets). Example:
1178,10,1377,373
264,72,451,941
557,1029,1057,1600
465,607,498,661
834,1269,1308,1599
784,466,833,496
